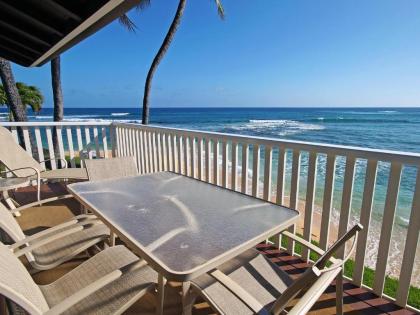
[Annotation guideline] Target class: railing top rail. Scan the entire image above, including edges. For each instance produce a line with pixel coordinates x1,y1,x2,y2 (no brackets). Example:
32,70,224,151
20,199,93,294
0,121,112,127
114,122,420,166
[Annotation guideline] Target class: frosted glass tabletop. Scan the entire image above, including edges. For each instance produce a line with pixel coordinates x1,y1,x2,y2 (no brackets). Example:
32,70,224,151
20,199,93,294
68,172,299,281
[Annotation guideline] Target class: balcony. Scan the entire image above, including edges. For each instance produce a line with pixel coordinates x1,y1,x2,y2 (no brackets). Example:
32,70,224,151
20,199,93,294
1,121,420,313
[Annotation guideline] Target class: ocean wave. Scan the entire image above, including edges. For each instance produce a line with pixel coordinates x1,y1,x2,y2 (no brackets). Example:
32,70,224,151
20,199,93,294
228,119,325,136
35,115,53,119
63,118,141,124
306,118,411,123
111,112,130,116
379,110,398,113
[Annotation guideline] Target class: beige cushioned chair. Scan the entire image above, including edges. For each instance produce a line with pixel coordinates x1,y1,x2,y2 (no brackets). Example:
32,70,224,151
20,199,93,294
0,196,109,272
0,243,157,315
185,224,363,315
0,126,88,201
84,156,138,181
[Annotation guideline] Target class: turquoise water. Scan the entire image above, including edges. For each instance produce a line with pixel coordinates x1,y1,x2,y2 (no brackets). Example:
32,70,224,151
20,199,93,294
1,107,419,225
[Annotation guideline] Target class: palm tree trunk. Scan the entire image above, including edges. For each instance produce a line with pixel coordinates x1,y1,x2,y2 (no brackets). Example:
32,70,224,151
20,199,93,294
0,58,27,122
142,0,187,124
51,56,64,166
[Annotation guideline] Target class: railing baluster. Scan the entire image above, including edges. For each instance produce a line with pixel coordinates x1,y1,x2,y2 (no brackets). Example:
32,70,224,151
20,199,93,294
143,130,149,173
93,127,100,158
263,145,273,201
319,154,336,250
288,150,301,254
396,169,420,307
161,133,167,171
45,127,56,169
178,135,184,175
213,139,219,185
134,130,142,173
274,147,286,248
302,151,318,261
84,127,92,159
10,127,18,143
373,162,402,295
76,126,84,167
206,138,211,182
34,127,45,168
148,131,154,172
156,132,162,172
191,137,196,178
252,144,260,197
184,136,190,176
337,156,356,258
353,159,378,286
241,144,249,194
166,133,172,172
110,125,116,157
22,126,32,155
101,126,108,158
198,138,203,180
231,142,238,191
55,126,65,168
222,141,228,188
172,134,178,173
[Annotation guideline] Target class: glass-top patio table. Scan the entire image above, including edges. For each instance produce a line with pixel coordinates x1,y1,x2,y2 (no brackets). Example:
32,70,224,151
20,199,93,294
68,172,299,314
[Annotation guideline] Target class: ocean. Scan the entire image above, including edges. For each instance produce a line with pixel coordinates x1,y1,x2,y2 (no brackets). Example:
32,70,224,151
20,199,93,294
1,106,419,279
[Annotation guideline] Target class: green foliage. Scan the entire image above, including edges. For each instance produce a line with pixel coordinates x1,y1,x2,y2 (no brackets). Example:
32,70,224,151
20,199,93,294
0,82,44,113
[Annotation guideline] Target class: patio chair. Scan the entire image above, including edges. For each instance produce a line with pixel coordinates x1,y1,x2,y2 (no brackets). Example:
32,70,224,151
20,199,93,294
185,224,363,315
84,156,138,181
0,243,157,315
0,195,109,272
0,126,88,201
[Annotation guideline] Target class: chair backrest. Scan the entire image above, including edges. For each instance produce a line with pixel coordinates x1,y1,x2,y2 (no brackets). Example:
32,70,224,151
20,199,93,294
85,156,138,181
0,243,49,315
0,203,26,242
0,126,42,177
270,224,363,315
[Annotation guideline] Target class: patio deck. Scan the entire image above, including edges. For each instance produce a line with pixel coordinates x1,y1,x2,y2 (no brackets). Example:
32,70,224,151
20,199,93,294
4,183,416,315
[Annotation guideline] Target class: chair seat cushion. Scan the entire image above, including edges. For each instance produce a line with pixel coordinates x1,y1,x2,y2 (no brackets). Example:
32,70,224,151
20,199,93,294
39,168,88,180
32,223,109,267
40,245,157,315
191,249,293,315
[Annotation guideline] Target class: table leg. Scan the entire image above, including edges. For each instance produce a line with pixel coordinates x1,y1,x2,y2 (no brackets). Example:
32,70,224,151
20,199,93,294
182,281,193,315
157,274,166,315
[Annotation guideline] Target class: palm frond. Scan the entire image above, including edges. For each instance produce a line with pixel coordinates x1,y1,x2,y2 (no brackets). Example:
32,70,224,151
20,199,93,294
214,0,225,19
119,14,137,32
134,0,151,11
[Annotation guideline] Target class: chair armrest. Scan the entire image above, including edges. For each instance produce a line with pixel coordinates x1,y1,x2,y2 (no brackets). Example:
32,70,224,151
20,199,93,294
9,217,100,250
287,266,342,315
281,231,336,261
12,221,104,257
0,167,40,178
40,158,68,169
10,194,74,214
44,259,148,315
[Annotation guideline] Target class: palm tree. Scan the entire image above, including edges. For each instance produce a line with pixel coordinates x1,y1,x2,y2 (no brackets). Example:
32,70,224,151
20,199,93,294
119,1,224,124
51,56,63,122
142,0,224,124
0,58,27,122
0,82,43,119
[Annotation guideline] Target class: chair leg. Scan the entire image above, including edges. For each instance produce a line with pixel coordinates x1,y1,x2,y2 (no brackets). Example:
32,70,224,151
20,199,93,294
336,270,344,315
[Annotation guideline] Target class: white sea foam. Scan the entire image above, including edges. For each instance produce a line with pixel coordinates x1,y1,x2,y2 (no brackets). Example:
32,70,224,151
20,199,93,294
111,112,130,116
380,110,398,114
63,117,141,124
233,119,325,136
35,115,53,119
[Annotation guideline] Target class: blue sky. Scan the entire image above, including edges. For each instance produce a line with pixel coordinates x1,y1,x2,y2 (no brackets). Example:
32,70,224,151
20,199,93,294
11,0,420,108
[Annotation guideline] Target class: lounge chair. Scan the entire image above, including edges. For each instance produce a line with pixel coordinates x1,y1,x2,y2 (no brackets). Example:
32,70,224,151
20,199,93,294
0,243,157,314
0,195,109,272
84,156,138,181
0,126,88,201
184,224,363,315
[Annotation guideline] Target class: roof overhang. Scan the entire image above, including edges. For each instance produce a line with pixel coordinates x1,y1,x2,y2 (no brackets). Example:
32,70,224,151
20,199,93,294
0,0,142,67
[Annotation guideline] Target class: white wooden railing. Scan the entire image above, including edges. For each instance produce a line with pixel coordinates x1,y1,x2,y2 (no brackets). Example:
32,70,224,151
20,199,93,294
0,122,114,169
113,122,420,312
1,121,419,311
